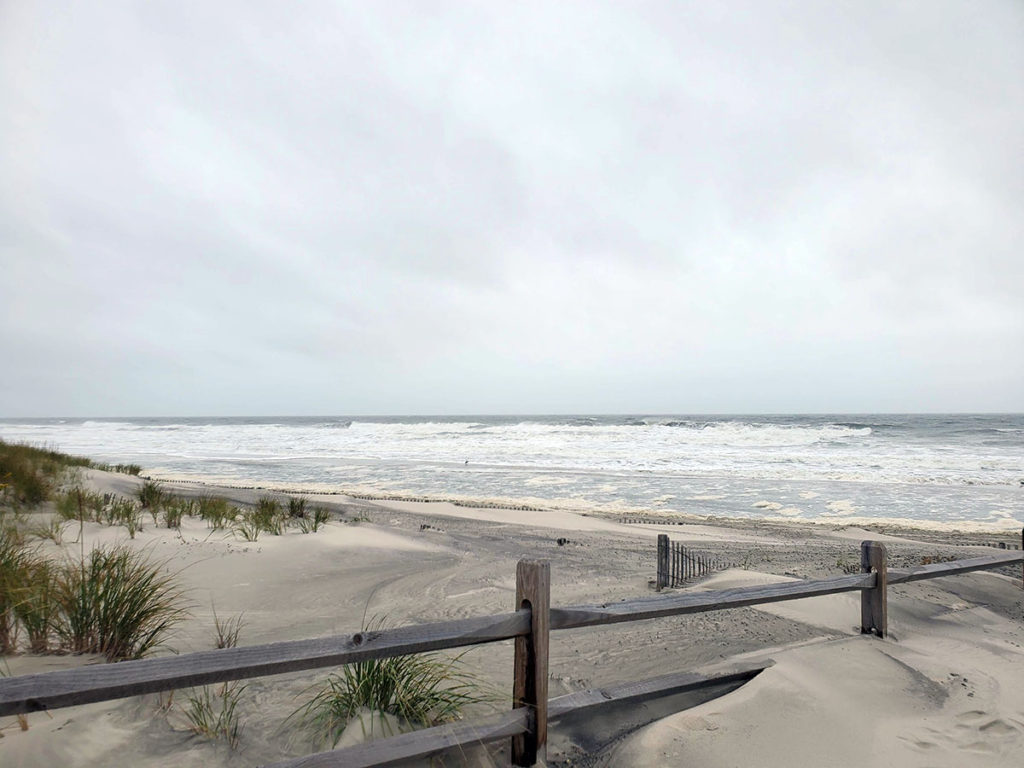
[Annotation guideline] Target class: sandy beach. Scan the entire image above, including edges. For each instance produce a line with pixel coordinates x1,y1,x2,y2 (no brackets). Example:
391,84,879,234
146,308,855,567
2,468,1023,767
5,0,1021,762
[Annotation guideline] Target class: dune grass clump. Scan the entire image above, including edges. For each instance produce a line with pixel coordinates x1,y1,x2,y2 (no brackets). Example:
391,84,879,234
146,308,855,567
213,609,245,650
14,557,60,654
0,530,31,653
185,682,246,749
233,496,286,540
197,496,235,530
30,516,67,545
162,498,194,529
0,440,96,509
96,463,142,476
233,512,262,542
137,480,165,511
55,487,105,524
287,497,308,519
105,496,141,527
255,496,286,535
292,623,482,748
0,509,28,547
122,508,144,539
298,508,331,534
0,449,48,507
56,544,188,660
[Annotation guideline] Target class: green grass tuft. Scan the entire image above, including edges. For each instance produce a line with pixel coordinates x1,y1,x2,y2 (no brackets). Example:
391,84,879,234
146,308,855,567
0,530,31,653
197,496,235,530
13,557,60,653
213,608,245,650
137,481,165,510
162,497,194,529
287,496,308,519
55,544,188,660
55,487,105,524
0,440,97,509
185,682,246,749
233,511,261,541
298,507,331,534
255,496,286,534
292,620,482,748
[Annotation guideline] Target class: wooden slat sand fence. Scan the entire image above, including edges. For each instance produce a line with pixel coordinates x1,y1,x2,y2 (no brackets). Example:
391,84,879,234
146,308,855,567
980,540,1022,550
656,533,725,590
1,534,1022,767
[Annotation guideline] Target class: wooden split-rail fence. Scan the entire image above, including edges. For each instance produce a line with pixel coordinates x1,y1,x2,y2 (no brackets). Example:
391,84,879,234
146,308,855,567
656,534,723,590
1,532,1022,767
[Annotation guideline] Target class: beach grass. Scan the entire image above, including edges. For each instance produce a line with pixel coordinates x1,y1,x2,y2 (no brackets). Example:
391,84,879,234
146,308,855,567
213,608,245,650
288,496,308,519
0,530,32,653
162,498,194,529
292,620,482,748
0,440,142,511
14,556,60,653
255,496,286,535
185,682,246,749
297,508,331,534
5,533,194,659
197,496,235,530
137,481,165,510
233,511,262,541
0,440,94,508
55,487,104,524
55,544,188,660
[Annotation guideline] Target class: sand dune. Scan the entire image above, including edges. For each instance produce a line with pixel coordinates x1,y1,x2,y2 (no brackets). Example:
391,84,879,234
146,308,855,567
2,471,1022,767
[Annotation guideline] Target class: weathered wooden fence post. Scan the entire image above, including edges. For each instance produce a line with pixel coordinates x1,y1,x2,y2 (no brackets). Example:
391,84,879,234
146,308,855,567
860,541,888,637
513,560,550,767
656,534,669,591
669,542,675,587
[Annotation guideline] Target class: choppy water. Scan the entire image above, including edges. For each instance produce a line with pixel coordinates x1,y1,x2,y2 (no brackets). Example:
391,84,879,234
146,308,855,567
1,415,1021,530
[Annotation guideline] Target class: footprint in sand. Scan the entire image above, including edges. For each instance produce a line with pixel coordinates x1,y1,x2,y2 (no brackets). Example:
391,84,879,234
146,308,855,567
978,718,1020,736
952,709,1023,752
903,710,1024,755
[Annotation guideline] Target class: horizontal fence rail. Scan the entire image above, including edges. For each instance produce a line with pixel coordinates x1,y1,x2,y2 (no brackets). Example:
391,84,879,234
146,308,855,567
276,708,531,768
1,537,1021,767
272,662,770,768
554,572,876,630
888,552,1023,584
0,611,529,715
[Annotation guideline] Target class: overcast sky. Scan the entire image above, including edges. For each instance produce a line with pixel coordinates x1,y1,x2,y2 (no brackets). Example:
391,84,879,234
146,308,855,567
1,1,1022,417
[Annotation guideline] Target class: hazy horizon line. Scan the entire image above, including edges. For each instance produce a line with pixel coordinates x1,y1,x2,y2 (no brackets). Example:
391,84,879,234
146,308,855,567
3,411,1022,421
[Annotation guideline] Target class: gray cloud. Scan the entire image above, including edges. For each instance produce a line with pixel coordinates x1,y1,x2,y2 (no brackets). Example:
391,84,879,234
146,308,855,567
2,0,1022,416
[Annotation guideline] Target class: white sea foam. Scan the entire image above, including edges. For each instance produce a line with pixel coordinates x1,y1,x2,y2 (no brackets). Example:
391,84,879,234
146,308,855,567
2,415,1021,528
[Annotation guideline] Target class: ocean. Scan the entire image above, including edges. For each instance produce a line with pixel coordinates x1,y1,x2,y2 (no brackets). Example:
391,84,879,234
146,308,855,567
1,414,1021,531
